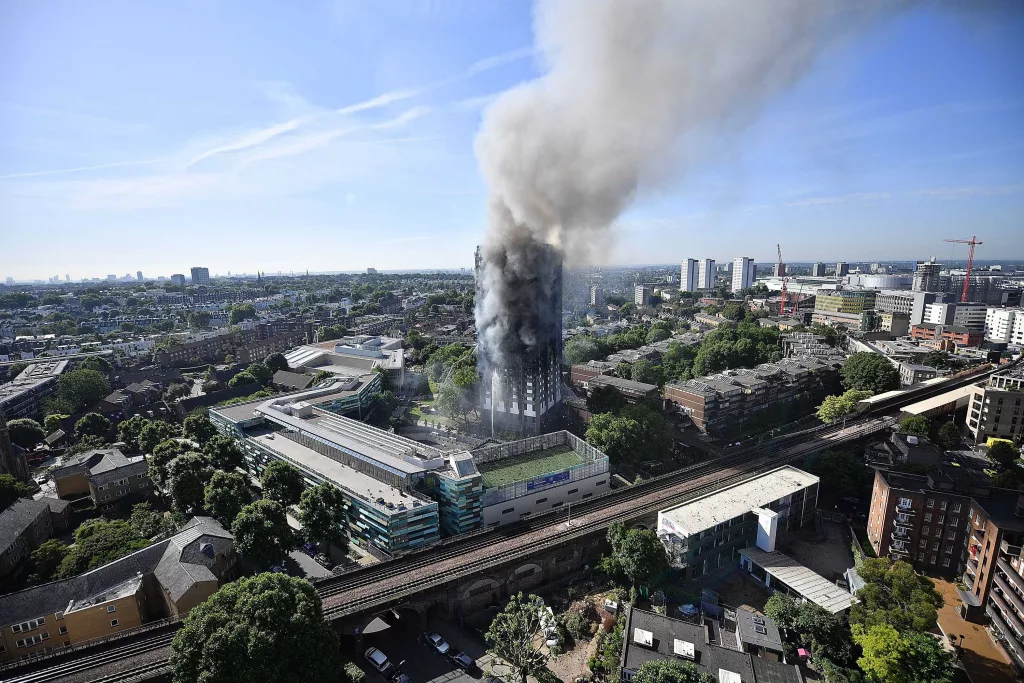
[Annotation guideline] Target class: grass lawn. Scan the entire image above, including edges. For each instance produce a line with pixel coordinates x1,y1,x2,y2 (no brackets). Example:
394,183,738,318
478,445,581,488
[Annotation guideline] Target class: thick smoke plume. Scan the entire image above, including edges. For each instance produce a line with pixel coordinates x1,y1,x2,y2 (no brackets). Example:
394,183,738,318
473,0,913,373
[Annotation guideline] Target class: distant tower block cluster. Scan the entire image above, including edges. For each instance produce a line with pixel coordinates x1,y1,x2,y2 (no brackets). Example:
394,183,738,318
476,244,563,436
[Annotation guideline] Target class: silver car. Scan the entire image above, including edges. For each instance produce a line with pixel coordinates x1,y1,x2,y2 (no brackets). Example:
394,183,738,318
423,632,450,655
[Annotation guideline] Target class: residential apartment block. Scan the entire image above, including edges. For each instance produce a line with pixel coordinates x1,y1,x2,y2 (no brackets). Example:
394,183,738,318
732,257,756,292
0,498,70,579
812,289,876,328
658,466,819,580
0,360,68,420
52,448,152,509
989,528,1024,669
680,259,699,292
0,517,235,663
922,301,988,331
634,285,652,307
663,357,840,438
910,323,984,348
697,259,716,290
986,308,1020,344
966,368,1024,445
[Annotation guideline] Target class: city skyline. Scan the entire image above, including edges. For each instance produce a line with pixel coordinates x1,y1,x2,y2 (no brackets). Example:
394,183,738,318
2,2,1023,279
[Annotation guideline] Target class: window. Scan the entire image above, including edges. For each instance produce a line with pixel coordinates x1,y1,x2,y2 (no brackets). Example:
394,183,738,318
11,618,45,633
501,508,514,515
938,515,945,525
952,503,962,513
919,540,927,548
932,542,940,551
922,526,930,536
950,517,959,527
0,645,5,653
940,501,948,511
926,498,934,508
596,480,607,486
947,530,956,540
924,513,932,522
930,554,937,564
535,498,548,505
567,488,578,495
55,612,63,620
107,605,116,613
943,558,951,567
58,626,67,635
917,553,925,562
110,620,119,627
945,544,954,554
900,497,913,508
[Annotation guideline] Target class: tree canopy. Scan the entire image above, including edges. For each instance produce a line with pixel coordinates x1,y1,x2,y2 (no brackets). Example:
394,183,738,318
298,483,348,548
7,418,45,449
586,385,627,415
128,502,177,540
50,368,111,414
59,520,149,578
170,572,342,683
204,471,252,526
586,403,669,464
203,434,245,472
74,412,110,440
897,414,931,437
264,353,289,373
841,353,900,394
850,558,942,634
0,474,33,512
485,593,549,683
167,452,215,514
261,460,305,506
632,659,716,683
182,413,218,445
30,539,68,583
816,389,872,423
852,623,952,683
601,522,669,587
138,419,181,454
232,500,293,566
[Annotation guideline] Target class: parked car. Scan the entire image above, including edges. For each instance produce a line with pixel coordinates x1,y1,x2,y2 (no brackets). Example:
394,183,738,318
423,632,450,654
390,672,410,683
365,647,392,673
314,553,334,569
302,542,318,557
270,565,285,574
449,652,477,672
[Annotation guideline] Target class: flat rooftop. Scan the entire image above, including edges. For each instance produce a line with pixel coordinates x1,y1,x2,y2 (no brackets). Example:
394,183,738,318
659,466,819,536
740,547,856,614
248,430,433,514
477,445,581,489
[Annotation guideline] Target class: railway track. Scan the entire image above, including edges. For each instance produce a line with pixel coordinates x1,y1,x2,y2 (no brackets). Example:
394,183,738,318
1,632,175,683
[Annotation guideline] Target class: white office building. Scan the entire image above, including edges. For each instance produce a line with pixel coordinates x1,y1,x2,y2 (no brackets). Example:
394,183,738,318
922,302,988,331
985,308,1019,344
731,257,756,292
680,259,699,293
698,259,716,291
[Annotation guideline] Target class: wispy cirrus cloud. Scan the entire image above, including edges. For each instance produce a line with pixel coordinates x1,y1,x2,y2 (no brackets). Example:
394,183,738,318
781,183,1024,208
0,158,164,180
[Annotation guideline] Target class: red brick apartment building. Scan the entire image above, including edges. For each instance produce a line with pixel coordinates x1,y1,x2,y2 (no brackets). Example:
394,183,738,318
867,467,1024,667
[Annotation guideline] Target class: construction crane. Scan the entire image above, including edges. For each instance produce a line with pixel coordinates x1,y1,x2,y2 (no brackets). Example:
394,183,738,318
777,243,788,315
943,235,983,302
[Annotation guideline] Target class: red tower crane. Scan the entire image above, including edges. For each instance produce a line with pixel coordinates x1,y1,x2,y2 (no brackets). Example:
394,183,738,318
777,243,788,315
943,236,983,303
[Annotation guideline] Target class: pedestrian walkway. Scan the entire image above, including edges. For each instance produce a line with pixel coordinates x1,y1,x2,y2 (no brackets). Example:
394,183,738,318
933,578,1017,683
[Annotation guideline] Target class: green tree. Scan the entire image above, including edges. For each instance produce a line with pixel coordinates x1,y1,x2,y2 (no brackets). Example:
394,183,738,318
587,385,627,415
116,414,147,452
232,499,293,566
852,623,952,683
586,412,645,464
816,389,872,423
53,368,111,413
43,413,68,434
164,382,191,402
128,502,177,539
229,370,259,388
813,450,867,499
564,336,602,365
138,420,180,454
6,360,29,378
170,573,341,683
166,452,214,514
0,474,33,512
988,441,1020,469
897,414,930,437
435,382,467,423
261,460,306,506
187,310,211,329
298,483,348,548
228,302,257,325
645,326,672,344
7,418,45,449
936,422,960,451
182,413,217,445
150,438,189,485
79,355,113,373
485,593,549,683
264,353,289,373
764,593,799,632
850,558,942,633
796,601,849,663
30,539,69,582
605,523,669,588
630,359,662,386
203,434,245,472
632,659,716,683
204,471,252,526
246,361,273,385
74,412,110,440
64,434,108,456
59,520,149,578
841,353,900,393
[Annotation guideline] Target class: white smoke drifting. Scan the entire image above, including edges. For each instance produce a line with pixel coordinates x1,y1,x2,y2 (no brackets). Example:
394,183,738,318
472,0,973,373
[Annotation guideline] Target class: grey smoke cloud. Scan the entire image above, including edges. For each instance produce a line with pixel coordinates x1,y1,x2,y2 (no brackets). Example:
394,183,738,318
472,0,963,371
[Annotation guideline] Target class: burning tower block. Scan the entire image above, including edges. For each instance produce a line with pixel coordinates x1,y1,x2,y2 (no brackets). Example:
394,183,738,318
475,242,563,436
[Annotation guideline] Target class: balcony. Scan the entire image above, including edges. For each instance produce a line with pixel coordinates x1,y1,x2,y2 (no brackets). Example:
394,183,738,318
895,501,916,515
966,557,978,576
972,526,986,541
994,572,1024,618
891,528,911,542
889,544,911,559
987,606,1024,670
998,558,1023,593
1001,538,1023,559
963,571,975,591
990,591,1024,640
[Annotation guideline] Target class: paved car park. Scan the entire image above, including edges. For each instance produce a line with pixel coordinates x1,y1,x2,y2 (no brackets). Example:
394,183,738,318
357,613,490,683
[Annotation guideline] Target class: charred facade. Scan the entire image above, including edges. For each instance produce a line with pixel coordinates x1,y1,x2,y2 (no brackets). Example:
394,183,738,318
475,242,563,435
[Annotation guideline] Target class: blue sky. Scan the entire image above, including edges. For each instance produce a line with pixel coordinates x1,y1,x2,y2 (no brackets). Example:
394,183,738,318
1,0,1022,280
